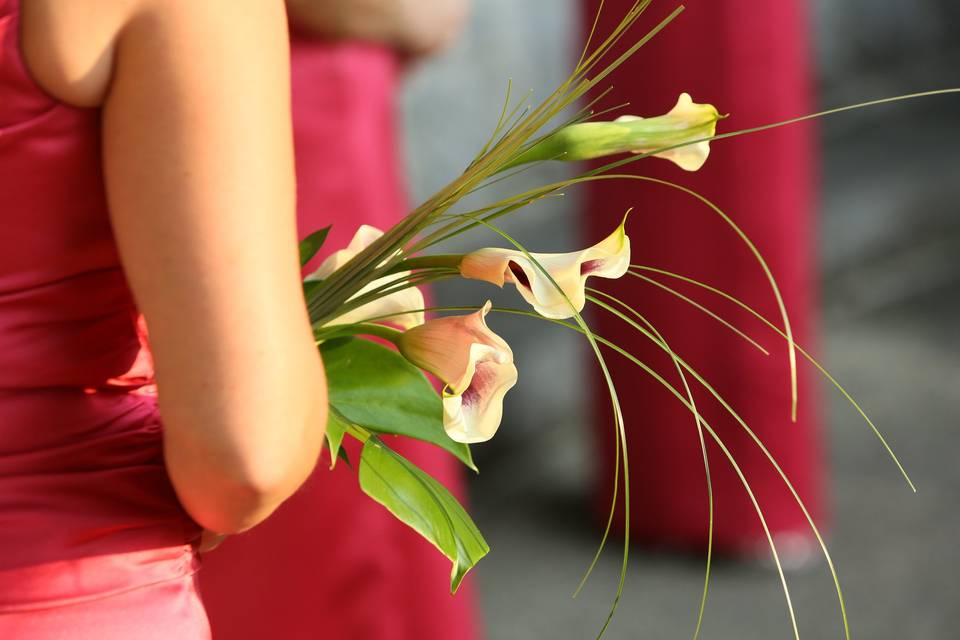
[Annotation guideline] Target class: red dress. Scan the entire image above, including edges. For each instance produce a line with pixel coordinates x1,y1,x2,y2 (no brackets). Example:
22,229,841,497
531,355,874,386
198,36,481,640
0,1,209,636
584,1,826,552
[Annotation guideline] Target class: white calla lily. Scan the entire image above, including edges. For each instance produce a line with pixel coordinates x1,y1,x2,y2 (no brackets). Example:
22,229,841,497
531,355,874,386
306,225,424,330
398,302,518,444
459,219,630,320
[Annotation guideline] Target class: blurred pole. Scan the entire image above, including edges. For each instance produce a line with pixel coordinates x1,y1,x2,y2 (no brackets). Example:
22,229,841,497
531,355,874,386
584,0,827,554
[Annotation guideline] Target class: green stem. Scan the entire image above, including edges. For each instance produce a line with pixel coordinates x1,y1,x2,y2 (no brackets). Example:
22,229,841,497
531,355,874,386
389,255,464,273
346,424,371,443
316,323,402,344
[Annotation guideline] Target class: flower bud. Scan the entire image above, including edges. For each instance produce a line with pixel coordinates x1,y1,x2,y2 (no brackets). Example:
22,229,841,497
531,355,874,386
513,93,720,171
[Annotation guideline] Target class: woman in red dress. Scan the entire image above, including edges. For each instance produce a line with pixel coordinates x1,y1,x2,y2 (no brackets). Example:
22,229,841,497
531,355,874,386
199,4,482,639
1,0,327,636
584,0,826,556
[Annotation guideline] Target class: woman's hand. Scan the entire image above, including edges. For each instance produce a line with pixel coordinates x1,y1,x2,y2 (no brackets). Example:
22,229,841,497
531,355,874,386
287,0,470,58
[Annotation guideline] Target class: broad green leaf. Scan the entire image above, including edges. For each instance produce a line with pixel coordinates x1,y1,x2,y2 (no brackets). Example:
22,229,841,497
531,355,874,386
299,226,332,267
359,437,488,592
325,408,349,469
321,338,476,471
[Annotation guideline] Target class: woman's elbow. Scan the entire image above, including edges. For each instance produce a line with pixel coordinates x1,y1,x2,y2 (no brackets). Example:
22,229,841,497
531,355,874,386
184,476,303,535
166,400,328,534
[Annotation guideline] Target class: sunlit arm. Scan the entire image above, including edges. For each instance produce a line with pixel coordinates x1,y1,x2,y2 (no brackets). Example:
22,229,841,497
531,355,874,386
97,0,327,533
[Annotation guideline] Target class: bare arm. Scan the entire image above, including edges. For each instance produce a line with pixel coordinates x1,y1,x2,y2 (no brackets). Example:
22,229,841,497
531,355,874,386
286,0,469,58
23,0,327,534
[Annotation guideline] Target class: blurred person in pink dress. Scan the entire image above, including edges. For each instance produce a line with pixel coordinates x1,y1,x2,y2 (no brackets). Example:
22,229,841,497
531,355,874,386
583,0,826,559
1,0,328,637
198,3,482,640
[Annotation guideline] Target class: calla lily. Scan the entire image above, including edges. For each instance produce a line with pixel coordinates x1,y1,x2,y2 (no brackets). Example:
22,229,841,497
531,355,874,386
459,218,630,320
306,225,424,329
509,93,720,171
615,93,719,171
398,302,518,444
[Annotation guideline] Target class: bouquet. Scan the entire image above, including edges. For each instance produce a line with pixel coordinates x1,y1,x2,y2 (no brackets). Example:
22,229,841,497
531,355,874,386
298,2,957,637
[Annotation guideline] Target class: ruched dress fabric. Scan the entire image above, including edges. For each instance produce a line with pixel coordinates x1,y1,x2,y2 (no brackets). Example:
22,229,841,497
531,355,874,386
0,1,208,637
197,36,482,640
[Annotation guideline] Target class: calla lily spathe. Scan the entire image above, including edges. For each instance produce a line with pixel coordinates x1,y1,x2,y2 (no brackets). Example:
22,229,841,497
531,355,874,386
509,93,719,172
306,225,424,329
459,219,630,320
398,302,518,444
615,92,719,171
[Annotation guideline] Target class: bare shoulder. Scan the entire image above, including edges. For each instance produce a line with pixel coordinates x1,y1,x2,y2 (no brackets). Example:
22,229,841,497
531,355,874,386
19,0,281,108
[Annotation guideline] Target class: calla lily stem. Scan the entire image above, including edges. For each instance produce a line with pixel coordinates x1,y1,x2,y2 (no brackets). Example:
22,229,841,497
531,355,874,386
389,255,464,273
315,323,402,345
346,424,371,443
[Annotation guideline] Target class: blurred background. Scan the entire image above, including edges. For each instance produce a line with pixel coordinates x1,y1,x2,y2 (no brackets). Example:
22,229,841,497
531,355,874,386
400,1,959,638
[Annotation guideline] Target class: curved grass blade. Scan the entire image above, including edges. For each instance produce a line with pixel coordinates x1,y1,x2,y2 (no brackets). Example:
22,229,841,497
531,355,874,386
576,0,606,72
468,79,517,168
588,288,715,640
585,294,847,640
630,265,916,492
355,296,846,640
619,176,799,421
593,284,769,355
430,170,801,424
464,304,804,640
447,216,631,639
498,308,806,639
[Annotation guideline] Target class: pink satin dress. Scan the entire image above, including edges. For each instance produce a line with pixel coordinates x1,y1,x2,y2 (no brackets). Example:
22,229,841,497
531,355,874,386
197,36,481,640
0,0,209,637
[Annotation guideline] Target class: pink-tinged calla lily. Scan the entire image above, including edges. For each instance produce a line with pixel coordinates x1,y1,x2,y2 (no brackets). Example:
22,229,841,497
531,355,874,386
459,218,630,320
306,225,424,329
398,301,518,444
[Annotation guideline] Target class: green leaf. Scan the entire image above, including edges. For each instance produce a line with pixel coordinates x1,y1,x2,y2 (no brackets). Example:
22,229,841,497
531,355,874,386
359,437,488,592
299,226,332,267
336,446,352,468
325,408,349,469
321,338,476,471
